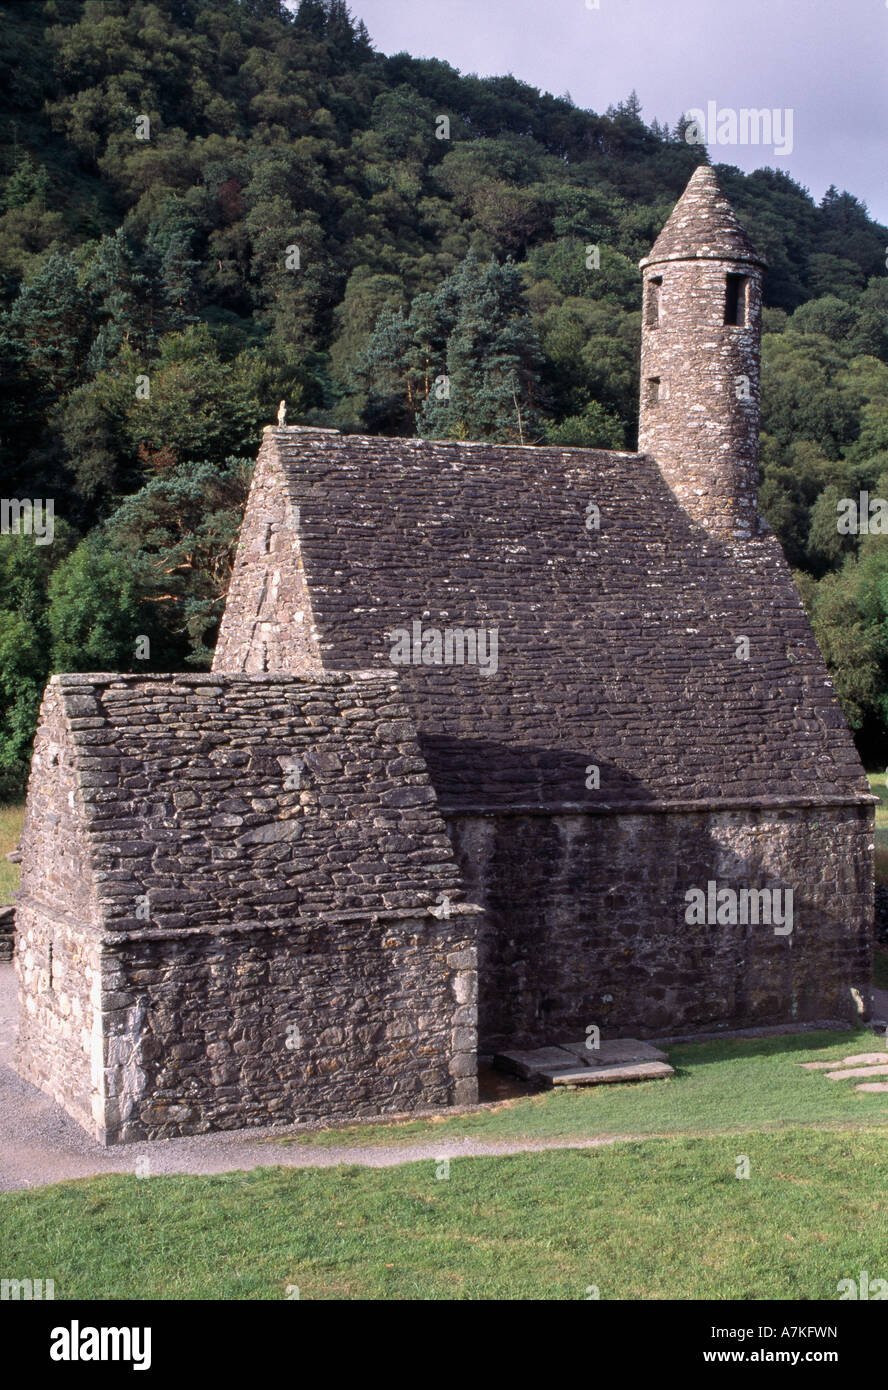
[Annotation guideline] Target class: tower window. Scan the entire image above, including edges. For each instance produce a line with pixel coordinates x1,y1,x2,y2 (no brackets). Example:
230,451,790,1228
724,274,748,326
645,276,662,328
646,377,660,406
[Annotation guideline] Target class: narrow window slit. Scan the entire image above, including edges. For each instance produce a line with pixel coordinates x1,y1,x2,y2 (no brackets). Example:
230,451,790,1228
725,273,747,326
646,276,662,328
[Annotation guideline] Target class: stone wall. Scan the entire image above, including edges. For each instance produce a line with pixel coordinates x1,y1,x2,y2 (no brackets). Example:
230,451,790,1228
15,684,104,1136
102,912,476,1143
446,803,874,1052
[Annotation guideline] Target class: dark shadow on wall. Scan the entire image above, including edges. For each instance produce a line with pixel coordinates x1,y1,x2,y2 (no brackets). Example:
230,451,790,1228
425,738,869,1053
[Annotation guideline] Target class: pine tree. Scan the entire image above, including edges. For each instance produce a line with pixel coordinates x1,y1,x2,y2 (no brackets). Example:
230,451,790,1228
355,307,415,434
359,252,545,442
158,233,200,331
417,253,544,443
83,229,163,370
1,151,50,212
1,250,93,396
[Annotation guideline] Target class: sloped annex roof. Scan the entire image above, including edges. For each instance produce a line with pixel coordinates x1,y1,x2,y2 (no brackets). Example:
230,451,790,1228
212,428,869,814
641,165,766,269
21,671,467,939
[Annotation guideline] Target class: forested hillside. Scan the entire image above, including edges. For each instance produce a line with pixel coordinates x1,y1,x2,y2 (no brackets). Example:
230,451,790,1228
1,0,887,795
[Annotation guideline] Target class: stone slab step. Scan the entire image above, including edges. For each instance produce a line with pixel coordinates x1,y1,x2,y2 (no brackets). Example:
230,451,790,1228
544,1061,675,1087
494,1047,580,1080
493,1038,673,1086
803,1052,888,1070
855,1083,888,1093
559,1038,669,1067
826,1063,888,1081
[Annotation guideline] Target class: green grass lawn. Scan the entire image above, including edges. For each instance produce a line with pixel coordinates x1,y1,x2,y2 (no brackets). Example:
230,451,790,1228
2,1128,886,1299
267,1030,888,1150
0,802,24,905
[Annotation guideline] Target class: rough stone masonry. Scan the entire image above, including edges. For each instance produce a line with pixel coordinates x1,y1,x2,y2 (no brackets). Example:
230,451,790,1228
15,672,479,1143
13,165,874,1142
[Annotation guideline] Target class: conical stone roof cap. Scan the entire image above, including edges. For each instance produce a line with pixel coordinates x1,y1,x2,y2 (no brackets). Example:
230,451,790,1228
640,165,767,269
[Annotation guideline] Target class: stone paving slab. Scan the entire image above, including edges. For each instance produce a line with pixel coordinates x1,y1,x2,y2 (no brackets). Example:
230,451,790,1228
493,1047,579,1079
802,1052,888,1071
493,1039,674,1086
826,1063,888,1081
855,1083,888,1093
544,1061,674,1087
544,1061,678,1084
558,1039,669,1067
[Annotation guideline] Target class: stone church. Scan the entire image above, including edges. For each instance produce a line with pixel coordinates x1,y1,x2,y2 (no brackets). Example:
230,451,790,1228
14,166,874,1144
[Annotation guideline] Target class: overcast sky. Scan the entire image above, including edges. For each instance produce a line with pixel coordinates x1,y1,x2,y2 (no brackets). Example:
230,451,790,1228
346,0,888,226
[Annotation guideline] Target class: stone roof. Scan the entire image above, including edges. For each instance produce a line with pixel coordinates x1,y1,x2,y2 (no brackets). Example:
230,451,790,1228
640,165,766,269
212,428,869,813
22,671,467,938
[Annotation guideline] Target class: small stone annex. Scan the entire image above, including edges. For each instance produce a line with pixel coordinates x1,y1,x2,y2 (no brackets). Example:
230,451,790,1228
13,165,875,1144
15,673,478,1143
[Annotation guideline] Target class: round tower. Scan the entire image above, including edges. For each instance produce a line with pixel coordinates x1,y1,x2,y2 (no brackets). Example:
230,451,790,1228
638,165,767,538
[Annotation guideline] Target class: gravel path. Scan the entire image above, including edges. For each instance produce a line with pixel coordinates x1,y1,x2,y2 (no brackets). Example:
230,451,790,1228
0,965,624,1192
5,963,886,1194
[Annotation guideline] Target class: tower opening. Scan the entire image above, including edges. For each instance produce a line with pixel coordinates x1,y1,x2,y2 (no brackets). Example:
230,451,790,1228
724,273,747,326
646,376,660,406
645,275,662,328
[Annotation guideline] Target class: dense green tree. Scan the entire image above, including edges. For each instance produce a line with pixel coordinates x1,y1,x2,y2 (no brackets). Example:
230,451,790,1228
104,456,253,666
1,151,50,211
0,0,886,769
359,251,545,442
418,254,544,442
789,295,858,343
47,536,143,672
807,544,888,751
0,535,55,798
544,401,625,450
0,250,93,398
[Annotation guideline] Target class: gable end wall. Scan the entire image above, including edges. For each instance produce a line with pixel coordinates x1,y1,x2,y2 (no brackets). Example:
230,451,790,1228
14,686,106,1140
214,435,323,675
